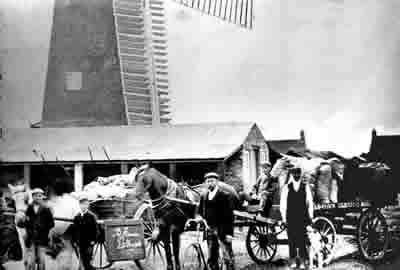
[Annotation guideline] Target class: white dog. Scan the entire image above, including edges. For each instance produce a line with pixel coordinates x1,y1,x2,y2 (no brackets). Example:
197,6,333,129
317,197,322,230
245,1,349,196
307,227,324,269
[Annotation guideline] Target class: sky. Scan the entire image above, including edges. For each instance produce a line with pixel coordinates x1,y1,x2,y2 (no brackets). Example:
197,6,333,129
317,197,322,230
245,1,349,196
1,0,400,157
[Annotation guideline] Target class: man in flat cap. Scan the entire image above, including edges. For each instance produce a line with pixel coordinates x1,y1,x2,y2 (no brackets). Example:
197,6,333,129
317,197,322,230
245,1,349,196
23,188,54,270
73,194,98,270
197,172,235,270
280,167,313,269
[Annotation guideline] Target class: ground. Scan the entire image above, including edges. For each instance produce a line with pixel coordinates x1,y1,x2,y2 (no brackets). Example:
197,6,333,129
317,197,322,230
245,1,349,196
3,227,399,270
105,228,400,270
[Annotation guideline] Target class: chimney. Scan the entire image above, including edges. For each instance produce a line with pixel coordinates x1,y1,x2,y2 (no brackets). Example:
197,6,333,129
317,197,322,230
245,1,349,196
300,129,306,143
372,128,377,138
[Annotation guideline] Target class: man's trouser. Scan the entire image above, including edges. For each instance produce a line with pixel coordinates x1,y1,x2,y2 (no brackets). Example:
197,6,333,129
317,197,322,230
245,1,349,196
207,228,235,270
79,245,93,270
26,244,47,270
286,223,307,263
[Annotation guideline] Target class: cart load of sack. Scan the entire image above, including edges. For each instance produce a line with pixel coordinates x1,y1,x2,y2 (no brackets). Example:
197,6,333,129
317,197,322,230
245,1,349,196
270,153,393,205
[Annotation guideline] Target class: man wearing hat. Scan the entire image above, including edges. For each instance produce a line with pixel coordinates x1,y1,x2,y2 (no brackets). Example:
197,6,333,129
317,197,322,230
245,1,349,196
280,167,313,269
197,172,235,270
24,188,54,270
73,194,98,270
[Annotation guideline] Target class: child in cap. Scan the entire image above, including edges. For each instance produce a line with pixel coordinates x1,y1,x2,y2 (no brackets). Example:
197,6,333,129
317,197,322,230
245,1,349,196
73,194,98,270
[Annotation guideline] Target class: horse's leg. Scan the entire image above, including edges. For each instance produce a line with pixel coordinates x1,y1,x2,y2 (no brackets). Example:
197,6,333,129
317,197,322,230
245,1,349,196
171,228,181,270
160,227,173,270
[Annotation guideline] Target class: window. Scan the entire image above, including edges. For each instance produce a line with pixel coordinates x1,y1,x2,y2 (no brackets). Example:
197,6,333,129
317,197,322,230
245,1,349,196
64,72,82,91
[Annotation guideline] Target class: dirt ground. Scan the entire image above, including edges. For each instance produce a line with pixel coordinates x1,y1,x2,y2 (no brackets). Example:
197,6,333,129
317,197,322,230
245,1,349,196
106,228,400,270
4,228,398,270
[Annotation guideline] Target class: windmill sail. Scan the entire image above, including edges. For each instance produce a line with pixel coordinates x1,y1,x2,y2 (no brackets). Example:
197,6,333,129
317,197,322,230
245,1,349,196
173,0,254,29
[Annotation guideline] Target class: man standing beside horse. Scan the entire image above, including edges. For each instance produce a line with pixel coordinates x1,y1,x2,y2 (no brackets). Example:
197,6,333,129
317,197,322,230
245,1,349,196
197,172,236,270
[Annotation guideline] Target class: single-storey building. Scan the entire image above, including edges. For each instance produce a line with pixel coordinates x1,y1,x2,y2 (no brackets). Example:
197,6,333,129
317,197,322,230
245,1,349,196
267,130,307,164
0,122,269,193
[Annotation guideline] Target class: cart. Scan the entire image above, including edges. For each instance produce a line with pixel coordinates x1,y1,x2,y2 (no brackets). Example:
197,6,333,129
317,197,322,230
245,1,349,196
90,218,146,270
234,200,390,266
90,199,164,270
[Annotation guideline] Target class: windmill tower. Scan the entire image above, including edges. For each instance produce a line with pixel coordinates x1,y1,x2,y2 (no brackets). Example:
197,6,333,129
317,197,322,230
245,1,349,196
41,0,254,127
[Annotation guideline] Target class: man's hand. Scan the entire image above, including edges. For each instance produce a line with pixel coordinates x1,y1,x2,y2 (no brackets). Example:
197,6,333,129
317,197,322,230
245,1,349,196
225,235,233,244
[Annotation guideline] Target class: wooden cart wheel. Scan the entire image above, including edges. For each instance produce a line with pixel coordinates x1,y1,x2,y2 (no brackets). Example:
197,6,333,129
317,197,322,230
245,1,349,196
134,203,166,269
246,224,277,264
357,208,389,261
90,226,112,269
312,216,337,266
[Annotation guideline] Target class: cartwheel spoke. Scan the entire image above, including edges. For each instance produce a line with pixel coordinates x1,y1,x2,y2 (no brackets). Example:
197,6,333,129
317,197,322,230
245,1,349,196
100,243,103,267
155,244,165,266
255,246,262,256
264,246,271,257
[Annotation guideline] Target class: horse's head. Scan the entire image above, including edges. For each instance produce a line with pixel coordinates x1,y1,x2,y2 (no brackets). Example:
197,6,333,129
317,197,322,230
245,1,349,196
8,183,30,225
8,183,30,212
132,164,152,200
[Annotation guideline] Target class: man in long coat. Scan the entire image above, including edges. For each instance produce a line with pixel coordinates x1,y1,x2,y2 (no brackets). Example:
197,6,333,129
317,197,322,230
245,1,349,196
197,172,235,270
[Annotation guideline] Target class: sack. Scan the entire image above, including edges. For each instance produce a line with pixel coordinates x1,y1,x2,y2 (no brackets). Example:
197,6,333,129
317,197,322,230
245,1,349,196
315,164,333,203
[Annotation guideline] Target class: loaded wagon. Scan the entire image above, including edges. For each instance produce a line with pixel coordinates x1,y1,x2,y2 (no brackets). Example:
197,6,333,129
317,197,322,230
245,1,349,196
232,158,397,266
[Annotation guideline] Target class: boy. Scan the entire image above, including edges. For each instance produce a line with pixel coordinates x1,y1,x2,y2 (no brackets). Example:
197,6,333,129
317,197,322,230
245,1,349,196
73,194,98,270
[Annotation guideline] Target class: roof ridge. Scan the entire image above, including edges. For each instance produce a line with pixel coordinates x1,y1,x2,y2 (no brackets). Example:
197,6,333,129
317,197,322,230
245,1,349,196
1,121,256,131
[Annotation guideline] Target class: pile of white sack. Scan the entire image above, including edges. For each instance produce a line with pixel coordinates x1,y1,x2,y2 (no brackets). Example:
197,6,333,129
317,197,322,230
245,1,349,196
271,155,344,203
72,169,137,201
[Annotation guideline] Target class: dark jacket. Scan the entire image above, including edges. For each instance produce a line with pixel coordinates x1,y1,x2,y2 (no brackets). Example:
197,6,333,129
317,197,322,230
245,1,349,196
198,188,234,238
24,204,54,247
73,210,98,247
252,174,278,195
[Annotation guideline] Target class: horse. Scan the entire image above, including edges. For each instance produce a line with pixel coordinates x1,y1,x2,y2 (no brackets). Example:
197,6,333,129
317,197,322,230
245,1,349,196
7,182,81,270
133,164,239,270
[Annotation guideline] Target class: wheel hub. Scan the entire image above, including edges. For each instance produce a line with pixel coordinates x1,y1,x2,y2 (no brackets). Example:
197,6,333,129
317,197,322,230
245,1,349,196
258,234,270,248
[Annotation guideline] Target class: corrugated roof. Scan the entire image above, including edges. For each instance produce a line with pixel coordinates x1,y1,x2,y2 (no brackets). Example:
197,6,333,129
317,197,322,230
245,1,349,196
0,122,257,163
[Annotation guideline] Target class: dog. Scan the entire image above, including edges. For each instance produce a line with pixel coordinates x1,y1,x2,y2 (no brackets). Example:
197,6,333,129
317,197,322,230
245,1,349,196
307,226,324,269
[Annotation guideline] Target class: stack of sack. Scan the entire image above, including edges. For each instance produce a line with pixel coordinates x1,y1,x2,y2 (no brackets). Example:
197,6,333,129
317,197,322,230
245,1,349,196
271,156,342,204
72,170,136,201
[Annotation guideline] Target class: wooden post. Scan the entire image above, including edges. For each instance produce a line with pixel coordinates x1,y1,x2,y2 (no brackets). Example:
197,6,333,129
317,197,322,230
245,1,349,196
242,149,251,192
217,162,225,181
23,164,31,190
169,163,176,179
121,163,129,174
74,163,84,191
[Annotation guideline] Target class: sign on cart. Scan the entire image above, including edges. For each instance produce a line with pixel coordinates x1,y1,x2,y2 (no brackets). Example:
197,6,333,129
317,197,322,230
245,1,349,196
104,219,146,261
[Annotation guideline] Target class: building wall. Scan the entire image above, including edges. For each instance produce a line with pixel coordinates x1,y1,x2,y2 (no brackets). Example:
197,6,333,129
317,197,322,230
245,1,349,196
224,150,244,192
42,0,127,127
241,125,269,192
